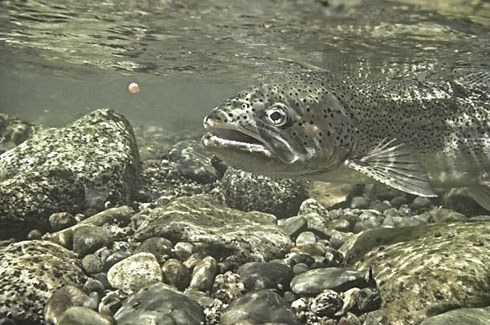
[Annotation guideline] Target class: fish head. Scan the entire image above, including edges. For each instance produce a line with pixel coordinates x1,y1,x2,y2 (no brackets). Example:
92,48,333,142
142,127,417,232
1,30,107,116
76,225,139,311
202,72,357,178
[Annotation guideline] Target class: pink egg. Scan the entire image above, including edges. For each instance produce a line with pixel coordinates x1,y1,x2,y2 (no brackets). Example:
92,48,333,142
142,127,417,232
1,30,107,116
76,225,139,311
128,82,140,94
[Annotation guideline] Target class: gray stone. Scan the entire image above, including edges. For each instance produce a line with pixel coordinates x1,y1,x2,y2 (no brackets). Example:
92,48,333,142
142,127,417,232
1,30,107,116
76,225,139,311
220,289,299,325
58,306,113,325
298,198,330,218
104,250,132,271
310,289,343,317
162,258,191,291
411,196,433,210
73,225,111,257
189,256,218,292
49,212,77,231
221,167,307,218
44,285,89,325
211,271,245,304
82,253,104,274
238,261,294,291
107,252,162,292
135,237,173,263
350,196,370,209
168,140,221,183
291,267,366,295
0,169,85,238
0,113,34,154
0,109,141,238
428,208,467,223
295,231,317,246
342,222,490,325
174,241,194,261
135,195,292,264
0,240,86,324
420,306,490,325
114,282,205,325
279,216,307,239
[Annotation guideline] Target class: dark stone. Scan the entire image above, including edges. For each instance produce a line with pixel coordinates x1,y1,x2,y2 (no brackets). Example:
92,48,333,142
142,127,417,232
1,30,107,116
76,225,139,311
238,261,294,292
221,167,307,218
357,288,381,312
290,267,366,295
73,225,111,257
168,140,221,183
220,289,299,325
114,282,205,325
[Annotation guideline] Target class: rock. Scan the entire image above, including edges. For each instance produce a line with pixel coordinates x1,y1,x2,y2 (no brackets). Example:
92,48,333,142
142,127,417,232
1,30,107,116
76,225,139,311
104,250,132,271
81,254,104,274
0,240,85,324
98,291,122,318
420,306,490,325
0,109,142,238
174,241,194,260
290,267,366,295
0,169,85,238
211,272,245,304
310,289,343,317
189,256,218,292
342,222,490,324
114,282,205,325
295,231,317,246
134,237,173,263
220,289,299,325
297,198,331,217
135,195,292,264
107,252,162,292
410,196,433,210
58,306,113,325
73,225,111,257
278,216,308,239
306,183,353,209
221,167,307,218
238,261,294,292
357,288,381,312
428,208,467,223
49,212,77,231
162,258,191,291
44,286,89,325
0,114,35,154
350,196,370,209
168,140,221,183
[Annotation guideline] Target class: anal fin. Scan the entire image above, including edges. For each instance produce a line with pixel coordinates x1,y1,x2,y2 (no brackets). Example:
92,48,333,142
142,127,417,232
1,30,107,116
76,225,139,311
346,138,436,197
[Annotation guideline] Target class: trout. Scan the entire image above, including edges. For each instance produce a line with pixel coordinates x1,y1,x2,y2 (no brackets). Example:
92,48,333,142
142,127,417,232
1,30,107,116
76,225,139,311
202,71,490,210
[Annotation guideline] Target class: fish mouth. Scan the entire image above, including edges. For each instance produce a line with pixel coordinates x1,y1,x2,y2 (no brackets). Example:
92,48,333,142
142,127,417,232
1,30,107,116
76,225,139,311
202,126,272,157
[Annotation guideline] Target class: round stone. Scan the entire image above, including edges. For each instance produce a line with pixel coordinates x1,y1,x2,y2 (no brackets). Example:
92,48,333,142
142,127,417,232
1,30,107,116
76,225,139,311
107,252,162,292
162,258,191,291
189,256,218,292
73,225,111,257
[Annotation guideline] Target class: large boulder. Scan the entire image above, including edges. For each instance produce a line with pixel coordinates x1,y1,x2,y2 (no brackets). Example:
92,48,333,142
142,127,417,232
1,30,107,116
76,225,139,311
341,221,490,324
0,109,142,238
0,240,86,325
135,195,292,264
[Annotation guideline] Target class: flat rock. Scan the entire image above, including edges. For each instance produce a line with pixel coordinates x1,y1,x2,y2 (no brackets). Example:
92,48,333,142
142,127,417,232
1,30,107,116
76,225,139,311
107,252,162,292
0,109,142,238
341,221,490,325
221,167,307,218
290,267,366,295
420,306,490,325
0,240,86,324
135,195,292,264
114,282,205,325
220,289,299,325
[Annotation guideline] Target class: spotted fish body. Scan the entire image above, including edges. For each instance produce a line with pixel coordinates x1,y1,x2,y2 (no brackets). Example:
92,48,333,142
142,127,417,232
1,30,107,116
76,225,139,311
202,71,490,209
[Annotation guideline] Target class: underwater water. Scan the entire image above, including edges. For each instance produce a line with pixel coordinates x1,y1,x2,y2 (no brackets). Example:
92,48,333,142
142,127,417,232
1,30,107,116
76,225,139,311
0,0,488,130
1,1,490,325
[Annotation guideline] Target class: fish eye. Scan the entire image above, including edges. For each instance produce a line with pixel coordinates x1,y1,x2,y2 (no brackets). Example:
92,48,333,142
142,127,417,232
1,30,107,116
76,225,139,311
265,103,289,127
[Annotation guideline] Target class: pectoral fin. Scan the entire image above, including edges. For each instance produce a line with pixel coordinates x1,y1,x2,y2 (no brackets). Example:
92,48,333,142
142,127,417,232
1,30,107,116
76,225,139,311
465,186,490,211
346,138,437,197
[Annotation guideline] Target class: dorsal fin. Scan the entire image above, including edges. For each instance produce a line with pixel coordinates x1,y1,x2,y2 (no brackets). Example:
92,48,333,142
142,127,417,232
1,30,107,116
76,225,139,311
346,138,437,197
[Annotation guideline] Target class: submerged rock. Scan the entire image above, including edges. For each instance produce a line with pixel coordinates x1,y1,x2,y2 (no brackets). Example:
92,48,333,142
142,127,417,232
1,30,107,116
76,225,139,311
221,167,308,218
341,221,490,325
0,240,86,325
0,109,142,238
290,267,367,295
0,113,35,154
220,289,299,325
420,306,490,325
135,195,292,264
114,282,205,325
